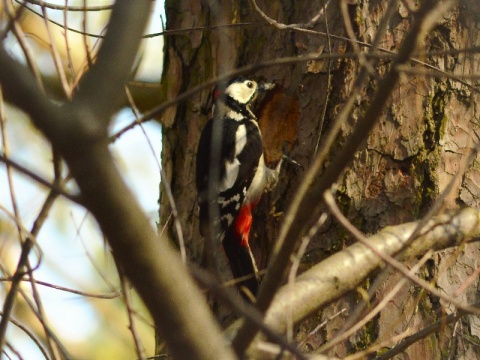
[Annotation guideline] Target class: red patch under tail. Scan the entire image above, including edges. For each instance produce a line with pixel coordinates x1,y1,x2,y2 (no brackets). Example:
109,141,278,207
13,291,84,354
222,202,260,298
234,203,253,248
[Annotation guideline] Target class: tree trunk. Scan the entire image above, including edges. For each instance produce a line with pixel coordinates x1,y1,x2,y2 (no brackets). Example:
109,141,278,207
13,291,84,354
160,0,480,357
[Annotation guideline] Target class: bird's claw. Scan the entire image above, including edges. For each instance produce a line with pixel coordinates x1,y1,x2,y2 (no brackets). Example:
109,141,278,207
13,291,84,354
281,142,302,169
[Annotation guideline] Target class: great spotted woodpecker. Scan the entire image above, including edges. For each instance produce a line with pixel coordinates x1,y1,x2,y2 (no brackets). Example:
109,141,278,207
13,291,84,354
195,77,279,298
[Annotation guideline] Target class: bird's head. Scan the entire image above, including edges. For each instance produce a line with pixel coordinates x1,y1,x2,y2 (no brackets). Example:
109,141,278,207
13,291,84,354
214,77,275,111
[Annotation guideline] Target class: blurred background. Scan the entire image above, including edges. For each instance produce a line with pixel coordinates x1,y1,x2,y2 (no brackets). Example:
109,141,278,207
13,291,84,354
0,1,165,358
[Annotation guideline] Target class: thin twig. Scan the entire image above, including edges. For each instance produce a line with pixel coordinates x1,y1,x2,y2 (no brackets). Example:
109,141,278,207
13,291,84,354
0,311,50,360
190,267,309,360
375,307,472,360
454,264,480,297
0,277,122,299
287,237,310,343
0,260,71,358
318,193,433,352
3,0,45,91
119,274,145,360
113,43,480,139
40,5,72,97
0,87,55,356
323,191,480,317
62,0,76,80
344,330,413,360
71,211,118,290
124,87,187,263
0,153,81,203
81,0,94,69
0,87,22,247
297,308,347,349
25,258,56,358
313,0,333,156
111,52,365,141
248,0,330,30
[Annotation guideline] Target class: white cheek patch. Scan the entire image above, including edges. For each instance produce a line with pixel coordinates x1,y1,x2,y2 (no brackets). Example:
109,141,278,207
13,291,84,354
225,81,257,104
227,84,256,104
235,124,247,156
219,158,240,191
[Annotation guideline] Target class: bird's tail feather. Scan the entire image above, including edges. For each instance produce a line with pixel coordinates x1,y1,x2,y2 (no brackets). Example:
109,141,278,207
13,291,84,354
222,228,259,300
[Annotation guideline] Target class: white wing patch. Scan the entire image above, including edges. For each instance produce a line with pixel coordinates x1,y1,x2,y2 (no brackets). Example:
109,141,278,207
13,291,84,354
219,124,246,192
220,158,240,191
235,124,247,156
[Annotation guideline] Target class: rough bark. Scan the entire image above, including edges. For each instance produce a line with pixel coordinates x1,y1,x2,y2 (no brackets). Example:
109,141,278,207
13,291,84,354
159,0,343,296
160,0,480,358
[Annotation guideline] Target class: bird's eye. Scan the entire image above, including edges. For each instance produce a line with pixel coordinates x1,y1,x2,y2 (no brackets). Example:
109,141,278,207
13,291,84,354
246,81,253,88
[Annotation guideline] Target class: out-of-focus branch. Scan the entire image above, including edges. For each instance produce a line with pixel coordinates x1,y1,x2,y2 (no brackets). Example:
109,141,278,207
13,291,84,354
0,310,49,359
21,0,114,11
191,267,308,360
72,1,152,121
0,1,236,359
0,153,80,203
0,277,122,298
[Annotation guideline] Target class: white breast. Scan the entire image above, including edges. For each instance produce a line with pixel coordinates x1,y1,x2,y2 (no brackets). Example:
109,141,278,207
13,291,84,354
246,154,267,203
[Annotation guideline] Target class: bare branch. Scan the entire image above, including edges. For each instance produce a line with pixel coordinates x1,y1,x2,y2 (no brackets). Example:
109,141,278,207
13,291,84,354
0,187,59,354
260,207,480,336
119,273,146,360
112,51,364,138
72,1,152,121
40,5,72,97
317,193,432,352
375,308,472,360
3,1,45,91
21,0,114,11
0,311,50,360
124,87,187,263
0,277,122,299
0,155,79,204
248,0,330,30
191,267,307,360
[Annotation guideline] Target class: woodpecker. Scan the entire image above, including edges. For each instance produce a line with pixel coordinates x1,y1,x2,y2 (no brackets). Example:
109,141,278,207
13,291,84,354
195,77,279,298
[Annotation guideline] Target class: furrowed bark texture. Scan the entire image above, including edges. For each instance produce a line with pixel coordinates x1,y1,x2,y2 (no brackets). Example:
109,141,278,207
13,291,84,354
160,0,480,358
159,0,344,316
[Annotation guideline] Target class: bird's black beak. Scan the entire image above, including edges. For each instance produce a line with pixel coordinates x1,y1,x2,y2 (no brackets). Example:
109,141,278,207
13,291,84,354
258,81,276,92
